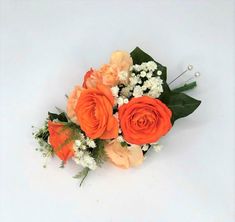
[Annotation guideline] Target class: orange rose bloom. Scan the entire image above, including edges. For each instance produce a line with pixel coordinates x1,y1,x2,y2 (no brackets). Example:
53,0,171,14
75,84,118,139
67,85,83,124
104,140,144,169
84,64,119,88
48,121,74,162
118,96,172,145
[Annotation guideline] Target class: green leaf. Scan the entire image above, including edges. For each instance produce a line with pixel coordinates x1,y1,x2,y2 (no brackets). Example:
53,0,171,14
73,167,90,187
48,112,68,122
130,47,167,81
166,92,201,123
92,139,107,166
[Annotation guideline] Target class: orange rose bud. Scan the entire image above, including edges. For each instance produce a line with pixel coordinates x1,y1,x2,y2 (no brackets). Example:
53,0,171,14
48,121,74,162
75,84,118,139
118,96,172,145
82,68,94,88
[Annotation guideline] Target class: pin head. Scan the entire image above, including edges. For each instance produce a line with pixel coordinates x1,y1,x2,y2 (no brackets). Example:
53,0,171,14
187,65,193,71
194,72,201,77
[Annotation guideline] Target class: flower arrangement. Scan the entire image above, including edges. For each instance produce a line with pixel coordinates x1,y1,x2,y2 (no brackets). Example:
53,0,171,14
33,47,201,186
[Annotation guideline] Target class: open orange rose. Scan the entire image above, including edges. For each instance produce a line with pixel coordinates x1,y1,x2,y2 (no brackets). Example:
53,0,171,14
104,140,144,169
75,84,118,139
48,121,75,162
118,96,172,145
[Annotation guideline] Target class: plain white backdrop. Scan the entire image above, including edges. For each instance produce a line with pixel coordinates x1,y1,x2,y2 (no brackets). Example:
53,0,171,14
0,0,235,222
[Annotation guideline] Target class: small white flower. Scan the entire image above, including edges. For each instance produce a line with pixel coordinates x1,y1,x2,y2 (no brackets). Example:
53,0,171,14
83,155,97,170
117,97,124,106
80,133,85,140
148,90,161,98
157,70,162,75
146,72,153,79
152,144,163,152
142,145,149,151
142,85,147,91
133,64,141,72
121,86,131,97
111,86,119,98
141,62,148,71
143,80,152,89
133,85,143,97
140,71,146,77
147,61,158,71
75,140,82,147
86,138,96,148
150,76,163,86
117,135,124,142
129,76,140,86
73,151,97,170
123,98,129,104
119,71,128,82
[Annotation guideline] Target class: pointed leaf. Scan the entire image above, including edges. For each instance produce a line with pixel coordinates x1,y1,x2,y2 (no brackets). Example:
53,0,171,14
166,92,201,123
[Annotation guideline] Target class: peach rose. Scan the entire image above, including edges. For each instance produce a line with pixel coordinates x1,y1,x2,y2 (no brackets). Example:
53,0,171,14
104,140,144,169
75,84,118,139
48,121,75,162
118,96,172,145
67,85,83,124
110,50,133,72
84,64,119,88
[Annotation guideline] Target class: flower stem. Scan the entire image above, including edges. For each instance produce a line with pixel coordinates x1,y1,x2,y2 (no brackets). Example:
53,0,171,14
172,81,197,93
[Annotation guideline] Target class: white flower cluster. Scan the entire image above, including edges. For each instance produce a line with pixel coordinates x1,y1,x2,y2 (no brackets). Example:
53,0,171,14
131,61,158,72
111,85,129,106
72,133,97,170
74,134,96,150
118,61,163,101
152,143,163,152
73,150,97,170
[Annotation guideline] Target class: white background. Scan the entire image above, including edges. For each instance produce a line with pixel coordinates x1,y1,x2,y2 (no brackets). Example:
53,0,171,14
1,1,235,222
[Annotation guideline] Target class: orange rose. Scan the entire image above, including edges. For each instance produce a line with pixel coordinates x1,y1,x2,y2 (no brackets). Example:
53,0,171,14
48,121,74,162
104,140,143,169
118,96,172,145
75,84,118,139
67,85,83,124
110,50,133,72
84,64,119,88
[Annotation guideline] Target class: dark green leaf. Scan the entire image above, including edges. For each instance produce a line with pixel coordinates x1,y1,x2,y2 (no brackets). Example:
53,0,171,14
73,167,90,187
48,112,68,122
92,139,106,166
166,92,201,123
130,47,167,81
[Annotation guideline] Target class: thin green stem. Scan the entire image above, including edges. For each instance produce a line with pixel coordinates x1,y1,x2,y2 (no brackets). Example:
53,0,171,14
172,81,197,93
